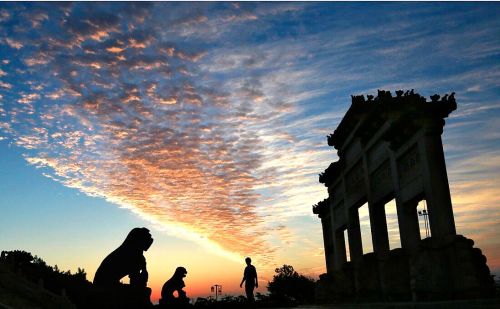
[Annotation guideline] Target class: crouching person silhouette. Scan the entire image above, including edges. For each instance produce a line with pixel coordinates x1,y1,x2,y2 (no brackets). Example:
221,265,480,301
159,267,192,308
92,227,154,308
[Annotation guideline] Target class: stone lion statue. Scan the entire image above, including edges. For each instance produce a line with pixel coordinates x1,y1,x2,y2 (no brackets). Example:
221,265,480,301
93,227,154,287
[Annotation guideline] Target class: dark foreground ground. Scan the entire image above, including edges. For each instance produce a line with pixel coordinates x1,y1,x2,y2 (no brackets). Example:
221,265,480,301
1,264,499,309
281,299,500,309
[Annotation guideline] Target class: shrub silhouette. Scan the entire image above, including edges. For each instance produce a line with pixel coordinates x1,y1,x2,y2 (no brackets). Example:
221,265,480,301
267,264,316,304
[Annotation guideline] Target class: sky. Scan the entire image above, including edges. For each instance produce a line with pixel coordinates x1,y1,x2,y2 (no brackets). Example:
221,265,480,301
0,1,499,303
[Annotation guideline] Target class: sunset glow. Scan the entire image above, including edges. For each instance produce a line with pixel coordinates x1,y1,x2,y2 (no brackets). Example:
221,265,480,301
0,2,499,303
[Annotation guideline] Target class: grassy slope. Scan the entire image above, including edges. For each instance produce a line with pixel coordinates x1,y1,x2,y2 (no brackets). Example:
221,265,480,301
0,264,75,309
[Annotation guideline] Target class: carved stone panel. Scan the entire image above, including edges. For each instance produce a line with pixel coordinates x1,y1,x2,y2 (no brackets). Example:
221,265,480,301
398,145,421,187
370,160,392,198
345,161,365,196
344,140,362,164
368,141,387,172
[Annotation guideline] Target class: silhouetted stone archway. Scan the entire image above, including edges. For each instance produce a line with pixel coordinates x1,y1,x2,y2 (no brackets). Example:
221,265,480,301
313,90,494,302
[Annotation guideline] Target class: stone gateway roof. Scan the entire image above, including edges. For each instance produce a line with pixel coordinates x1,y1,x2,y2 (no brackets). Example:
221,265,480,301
319,90,457,188
326,90,457,151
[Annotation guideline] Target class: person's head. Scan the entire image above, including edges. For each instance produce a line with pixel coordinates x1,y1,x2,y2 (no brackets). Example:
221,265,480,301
245,257,251,265
123,227,154,251
174,266,187,278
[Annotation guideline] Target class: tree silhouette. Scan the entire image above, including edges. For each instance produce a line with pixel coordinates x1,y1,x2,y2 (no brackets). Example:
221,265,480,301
0,250,92,308
267,265,316,304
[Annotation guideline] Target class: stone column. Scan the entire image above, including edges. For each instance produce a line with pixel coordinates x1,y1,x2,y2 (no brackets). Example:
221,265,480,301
347,208,363,263
388,150,421,253
368,202,390,257
333,228,347,270
321,215,335,274
396,201,421,253
418,120,456,238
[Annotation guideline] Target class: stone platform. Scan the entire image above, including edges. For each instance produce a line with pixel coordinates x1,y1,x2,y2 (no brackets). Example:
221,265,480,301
316,235,495,303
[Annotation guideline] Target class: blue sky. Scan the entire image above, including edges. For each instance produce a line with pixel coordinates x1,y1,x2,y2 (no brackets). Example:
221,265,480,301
0,2,499,298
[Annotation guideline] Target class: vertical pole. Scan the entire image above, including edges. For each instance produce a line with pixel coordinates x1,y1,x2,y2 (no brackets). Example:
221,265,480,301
426,215,429,237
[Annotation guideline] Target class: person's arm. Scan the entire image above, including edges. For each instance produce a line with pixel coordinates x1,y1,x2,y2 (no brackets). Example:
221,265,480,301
255,268,258,288
240,269,246,288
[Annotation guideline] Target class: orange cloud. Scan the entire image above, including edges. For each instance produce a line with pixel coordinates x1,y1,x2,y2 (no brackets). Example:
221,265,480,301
106,46,125,53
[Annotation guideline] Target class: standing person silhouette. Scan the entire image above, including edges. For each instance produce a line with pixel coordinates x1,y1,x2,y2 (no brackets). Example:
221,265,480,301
240,257,258,302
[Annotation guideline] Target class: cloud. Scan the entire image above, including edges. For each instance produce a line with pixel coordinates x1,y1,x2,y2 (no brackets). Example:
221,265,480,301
0,2,499,272
0,81,12,89
5,38,23,49
17,93,40,104
0,2,296,265
0,9,10,22
176,50,207,63
21,9,49,28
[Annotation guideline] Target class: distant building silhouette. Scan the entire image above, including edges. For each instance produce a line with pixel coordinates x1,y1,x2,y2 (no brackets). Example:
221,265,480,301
313,90,494,302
